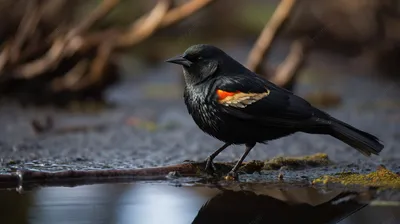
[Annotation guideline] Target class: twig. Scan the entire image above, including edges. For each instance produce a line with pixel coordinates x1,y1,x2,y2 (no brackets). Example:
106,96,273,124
70,43,113,91
246,0,297,74
0,163,201,188
271,38,308,87
117,0,171,47
14,0,120,79
15,38,66,78
0,152,329,188
66,0,120,40
117,0,214,47
3,0,215,96
55,0,214,91
9,0,42,64
0,42,10,73
160,0,214,28
51,59,89,91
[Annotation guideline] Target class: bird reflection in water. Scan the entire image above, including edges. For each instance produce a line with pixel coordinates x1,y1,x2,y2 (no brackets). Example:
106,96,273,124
192,185,370,224
0,182,393,224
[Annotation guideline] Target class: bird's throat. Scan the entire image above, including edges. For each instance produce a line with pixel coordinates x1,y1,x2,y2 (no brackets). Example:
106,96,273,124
182,68,202,86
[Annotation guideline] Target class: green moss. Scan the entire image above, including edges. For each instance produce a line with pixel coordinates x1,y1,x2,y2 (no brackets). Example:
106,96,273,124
313,166,400,189
263,153,332,170
239,160,265,173
193,153,333,178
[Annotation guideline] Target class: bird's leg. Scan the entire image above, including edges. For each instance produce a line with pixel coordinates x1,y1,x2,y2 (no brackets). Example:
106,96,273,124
226,143,256,180
205,143,231,173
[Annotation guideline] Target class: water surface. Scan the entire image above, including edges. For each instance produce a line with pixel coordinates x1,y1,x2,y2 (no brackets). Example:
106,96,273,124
0,182,399,224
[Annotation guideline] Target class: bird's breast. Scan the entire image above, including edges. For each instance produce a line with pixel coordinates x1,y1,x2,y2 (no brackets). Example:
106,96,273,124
184,87,221,136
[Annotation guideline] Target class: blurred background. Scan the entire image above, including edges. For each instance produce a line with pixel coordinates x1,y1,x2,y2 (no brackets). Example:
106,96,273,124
1,0,400,105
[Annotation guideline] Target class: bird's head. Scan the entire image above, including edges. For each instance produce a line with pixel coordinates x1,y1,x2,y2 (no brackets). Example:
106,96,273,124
165,44,241,85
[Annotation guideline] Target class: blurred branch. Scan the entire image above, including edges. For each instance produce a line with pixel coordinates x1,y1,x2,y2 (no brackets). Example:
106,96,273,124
58,0,215,91
0,42,10,73
0,0,215,96
10,0,41,64
160,0,214,27
16,38,66,79
66,0,120,39
15,0,120,79
117,0,214,47
246,0,297,76
271,38,308,87
117,0,171,47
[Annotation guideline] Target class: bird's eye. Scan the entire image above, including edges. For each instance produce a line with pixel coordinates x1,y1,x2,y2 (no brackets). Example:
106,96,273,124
197,56,203,60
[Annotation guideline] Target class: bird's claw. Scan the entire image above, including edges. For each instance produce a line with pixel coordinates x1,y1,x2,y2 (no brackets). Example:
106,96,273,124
204,157,217,174
224,171,239,181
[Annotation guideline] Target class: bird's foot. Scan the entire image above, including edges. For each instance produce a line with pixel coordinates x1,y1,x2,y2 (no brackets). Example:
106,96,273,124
224,171,239,181
204,156,217,174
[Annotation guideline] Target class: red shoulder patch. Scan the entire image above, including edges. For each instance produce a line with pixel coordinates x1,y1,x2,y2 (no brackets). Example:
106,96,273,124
216,89,270,108
216,89,240,100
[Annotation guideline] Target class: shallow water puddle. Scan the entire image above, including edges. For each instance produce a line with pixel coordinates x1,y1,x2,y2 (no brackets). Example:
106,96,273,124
0,182,399,224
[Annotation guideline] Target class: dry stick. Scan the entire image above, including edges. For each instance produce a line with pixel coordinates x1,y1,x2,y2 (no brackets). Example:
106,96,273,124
13,0,213,85
64,0,213,91
116,0,214,48
246,0,297,74
0,163,201,187
66,0,120,39
117,0,171,47
15,0,120,79
72,44,113,90
16,38,66,78
51,59,90,91
271,38,308,87
160,0,214,27
9,0,41,64
68,0,171,91
0,43,10,73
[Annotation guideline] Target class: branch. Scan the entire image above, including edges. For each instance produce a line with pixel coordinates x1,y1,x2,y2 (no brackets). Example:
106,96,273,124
71,44,113,91
160,0,214,28
51,59,89,91
66,0,120,39
117,0,171,47
2,0,215,96
116,0,214,48
0,153,330,189
57,0,215,91
0,42,10,74
15,38,66,78
271,38,308,87
0,163,201,189
12,0,214,82
246,0,297,73
9,0,42,64
14,0,120,79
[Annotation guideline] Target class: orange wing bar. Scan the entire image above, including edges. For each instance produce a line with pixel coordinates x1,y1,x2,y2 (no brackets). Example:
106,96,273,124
216,89,239,100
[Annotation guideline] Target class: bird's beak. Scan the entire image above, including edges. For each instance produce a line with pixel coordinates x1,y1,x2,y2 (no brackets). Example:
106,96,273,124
165,55,192,67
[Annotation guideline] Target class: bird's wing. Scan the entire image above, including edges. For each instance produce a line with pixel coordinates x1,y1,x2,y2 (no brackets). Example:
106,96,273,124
213,74,320,128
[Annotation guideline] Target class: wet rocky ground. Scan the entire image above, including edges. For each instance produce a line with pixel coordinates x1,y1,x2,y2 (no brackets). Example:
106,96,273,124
0,43,399,183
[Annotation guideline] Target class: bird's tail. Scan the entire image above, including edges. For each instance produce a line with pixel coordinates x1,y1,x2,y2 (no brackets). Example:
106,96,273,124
329,118,384,156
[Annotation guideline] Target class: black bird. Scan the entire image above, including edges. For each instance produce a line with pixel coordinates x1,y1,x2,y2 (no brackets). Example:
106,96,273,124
165,44,384,179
